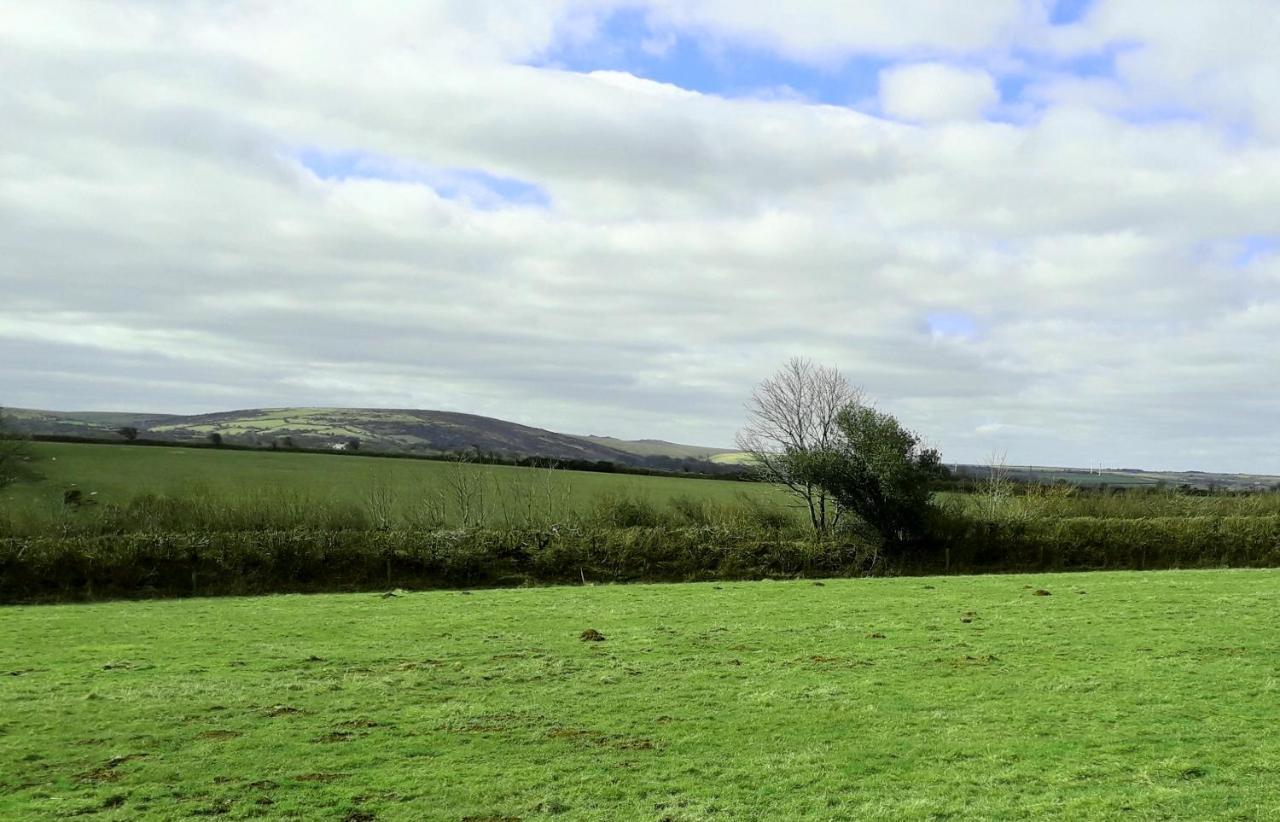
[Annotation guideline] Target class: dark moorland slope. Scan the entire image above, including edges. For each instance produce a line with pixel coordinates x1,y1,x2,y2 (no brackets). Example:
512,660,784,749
4,406,739,468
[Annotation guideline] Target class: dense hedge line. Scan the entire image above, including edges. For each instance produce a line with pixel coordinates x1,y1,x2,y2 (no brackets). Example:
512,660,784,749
0,527,878,602
914,514,1280,573
6,514,1280,603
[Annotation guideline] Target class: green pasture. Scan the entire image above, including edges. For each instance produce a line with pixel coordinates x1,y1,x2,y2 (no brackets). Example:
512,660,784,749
3,569,1279,819
148,408,393,437
3,442,785,527
7,443,1280,536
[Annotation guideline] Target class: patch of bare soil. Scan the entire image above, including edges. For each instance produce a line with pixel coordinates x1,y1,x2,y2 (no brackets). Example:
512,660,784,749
337,719,385,729
395,659,443,671
447,714,528,734
949,654,999,667
191,798,233,816
78,753,147,783
313,731,354,743
292,772,349,782
546,727,655,751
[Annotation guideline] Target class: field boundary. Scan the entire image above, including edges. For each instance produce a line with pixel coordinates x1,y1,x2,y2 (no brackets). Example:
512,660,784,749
25,434,755,482
6,514,1280,603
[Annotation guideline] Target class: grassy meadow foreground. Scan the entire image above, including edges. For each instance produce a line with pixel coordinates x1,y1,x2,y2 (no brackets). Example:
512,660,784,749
4,569,1280,819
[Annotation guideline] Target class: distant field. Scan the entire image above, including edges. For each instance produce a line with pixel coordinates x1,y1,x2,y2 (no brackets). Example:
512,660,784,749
3,442,783,524
710,451,753,465
147,407,384,437
574,435,732,461
3,569,1279,819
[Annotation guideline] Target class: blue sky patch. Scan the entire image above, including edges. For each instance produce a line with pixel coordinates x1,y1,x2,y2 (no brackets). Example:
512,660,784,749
533,5,1140,120
1049,0,1094,25
990,43,1135,123
926,312,979,340
1233,235,1280,267
294,147,550,208
532,8,888,107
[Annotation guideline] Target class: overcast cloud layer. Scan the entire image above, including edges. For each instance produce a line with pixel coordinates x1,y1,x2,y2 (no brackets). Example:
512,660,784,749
4,1,1280,471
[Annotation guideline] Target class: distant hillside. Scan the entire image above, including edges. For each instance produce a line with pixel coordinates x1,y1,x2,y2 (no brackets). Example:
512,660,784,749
950,464,1280,492
575,435,734,461
13,406,1276,489
3,408,184,437
3,406,740,470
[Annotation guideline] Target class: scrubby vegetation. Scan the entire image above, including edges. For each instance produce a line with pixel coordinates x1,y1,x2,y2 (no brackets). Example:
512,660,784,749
4,438,1280,602
7,350,1280,605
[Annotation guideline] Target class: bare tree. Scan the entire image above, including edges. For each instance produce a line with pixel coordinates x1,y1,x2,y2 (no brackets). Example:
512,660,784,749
735,358,863,531
444,453,488,527
364,475,398,530
979,450,1012,520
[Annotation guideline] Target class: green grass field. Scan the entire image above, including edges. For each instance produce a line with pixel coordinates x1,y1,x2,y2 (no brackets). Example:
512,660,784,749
5,442,783,527
4,569,1279,819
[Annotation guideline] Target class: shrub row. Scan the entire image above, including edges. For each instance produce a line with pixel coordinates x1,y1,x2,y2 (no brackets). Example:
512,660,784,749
913,513,1280,573
6,514,1280,603
0,490,803,538
0,526,878,603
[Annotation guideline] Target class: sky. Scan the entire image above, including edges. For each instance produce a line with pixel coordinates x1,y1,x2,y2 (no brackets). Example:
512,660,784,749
3,1,1280,472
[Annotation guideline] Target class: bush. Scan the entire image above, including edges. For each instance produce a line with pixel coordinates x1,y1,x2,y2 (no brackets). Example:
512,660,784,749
797,405,943,544
905,513,1280,573
669,494,714,526
590,494,666,528
0,526,883,602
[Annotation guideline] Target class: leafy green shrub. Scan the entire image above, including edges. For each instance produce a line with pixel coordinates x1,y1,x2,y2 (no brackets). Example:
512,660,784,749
590,494,667,528
905,513,1280,573
667,494,798,533
948,485,1280,520
732,493,796,532
796,405,943,543
669,494,713,526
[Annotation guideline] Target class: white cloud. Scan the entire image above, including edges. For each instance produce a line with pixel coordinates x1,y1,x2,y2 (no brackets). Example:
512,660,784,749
878,63,1000,122
2,1,1280,471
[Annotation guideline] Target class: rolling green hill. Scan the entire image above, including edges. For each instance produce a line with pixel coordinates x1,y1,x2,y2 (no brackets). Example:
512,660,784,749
4,407,736,468
574,434,734,460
